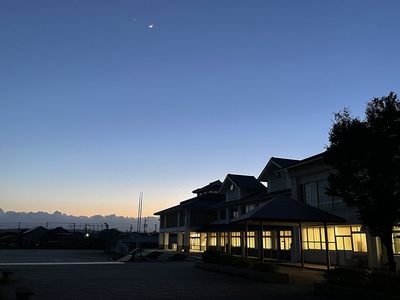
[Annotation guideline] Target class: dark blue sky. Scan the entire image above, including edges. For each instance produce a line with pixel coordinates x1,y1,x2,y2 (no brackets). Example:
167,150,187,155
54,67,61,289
1,0,399,217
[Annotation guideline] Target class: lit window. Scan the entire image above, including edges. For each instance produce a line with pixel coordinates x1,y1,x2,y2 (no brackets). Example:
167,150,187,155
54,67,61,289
392,227,400,254
247,231,255,248
280,231,292,250
190,232,201,251
209,232,217,246
302,227,335,250
263,231,272,249
231,232,241,247
352,233,367,252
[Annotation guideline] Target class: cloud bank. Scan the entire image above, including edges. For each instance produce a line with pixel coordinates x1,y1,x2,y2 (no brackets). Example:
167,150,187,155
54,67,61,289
0,208,159,232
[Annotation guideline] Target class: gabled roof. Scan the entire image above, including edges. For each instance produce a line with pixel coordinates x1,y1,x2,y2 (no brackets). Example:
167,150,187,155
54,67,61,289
220,174,264,193
258,157,300,181
233,195,346,226
285,152,325,170
192,180,222,194
22,226,49,234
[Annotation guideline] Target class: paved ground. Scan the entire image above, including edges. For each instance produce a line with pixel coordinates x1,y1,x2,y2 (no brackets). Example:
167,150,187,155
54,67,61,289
0,250,333,300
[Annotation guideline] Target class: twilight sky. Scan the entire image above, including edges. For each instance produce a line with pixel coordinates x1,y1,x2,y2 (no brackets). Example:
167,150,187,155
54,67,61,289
1,0,399,219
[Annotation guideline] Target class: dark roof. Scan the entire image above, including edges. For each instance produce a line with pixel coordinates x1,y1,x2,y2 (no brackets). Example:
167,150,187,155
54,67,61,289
285,152,325,170
228,174,263,188
220,174,265,193
209,187,282,209
258,157,300,181
154,193,224,215
196,223,292,233
192,180,222,194
181,194,225,210
233,195,346,225
270,157,300,168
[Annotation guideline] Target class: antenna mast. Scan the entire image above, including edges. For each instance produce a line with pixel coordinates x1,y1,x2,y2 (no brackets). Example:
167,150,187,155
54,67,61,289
136,192,143,253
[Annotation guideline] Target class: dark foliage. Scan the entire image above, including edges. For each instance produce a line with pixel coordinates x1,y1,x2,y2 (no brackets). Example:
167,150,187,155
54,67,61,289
201,250,279,273
324,267,400,295
325,92,400,272
250,261,280,273
232,257,252,269
202,249,221,263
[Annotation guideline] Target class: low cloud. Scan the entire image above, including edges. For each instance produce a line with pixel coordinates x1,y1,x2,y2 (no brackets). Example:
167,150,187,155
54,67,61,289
0,208,159,233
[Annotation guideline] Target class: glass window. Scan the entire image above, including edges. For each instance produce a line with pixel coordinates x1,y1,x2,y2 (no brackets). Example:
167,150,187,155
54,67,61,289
302,227,335,250
231,231,241,247
352,233,367,252
263,231,272,249
190,232,201,251
231,208,239,219
247,231,256,248
220,232,228,249
336,236,352,251
209,232,217,246
280,231,292,250
392,227,400,254
335,227,351,235
245,204,255,213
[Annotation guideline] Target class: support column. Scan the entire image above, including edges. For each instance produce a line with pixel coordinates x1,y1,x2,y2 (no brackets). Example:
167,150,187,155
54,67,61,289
258,221,264,261
227,232,232,254
277,231,281,261
200,233,207,251
163,232,170,250
299,223,304,269
158,232,164,249
216,232,221,252
324,222,331,270
244,223,249,258
177,232,184,252
184,228,190,252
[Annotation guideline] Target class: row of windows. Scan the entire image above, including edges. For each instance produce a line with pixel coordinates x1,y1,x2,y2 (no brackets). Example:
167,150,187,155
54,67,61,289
208,231,292,250
199,226,400,254
302,226,367,252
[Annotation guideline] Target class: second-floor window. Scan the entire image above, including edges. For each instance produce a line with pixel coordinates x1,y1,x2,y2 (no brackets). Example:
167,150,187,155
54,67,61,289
231,207,239,219
300,180,347,212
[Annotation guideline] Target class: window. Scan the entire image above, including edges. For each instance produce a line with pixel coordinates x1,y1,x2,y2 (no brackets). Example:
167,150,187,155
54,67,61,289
302,226,367,252
231,232,241,247
263,231,272,249
190,232,201,251
302,227,335,250
231,207,239,219
220,232,228,249
280,230,292,250
209,232,217,246
247,231,255,248
245,204,255,213
393,227,400,254
300,180,348,212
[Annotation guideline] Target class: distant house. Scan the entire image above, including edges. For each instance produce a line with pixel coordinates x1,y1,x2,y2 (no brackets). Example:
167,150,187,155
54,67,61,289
154,153,400,271
47,227,73,249
21,226,49,248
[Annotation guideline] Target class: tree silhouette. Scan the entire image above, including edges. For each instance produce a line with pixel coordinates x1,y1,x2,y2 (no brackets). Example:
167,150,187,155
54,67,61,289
325,92,400,273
